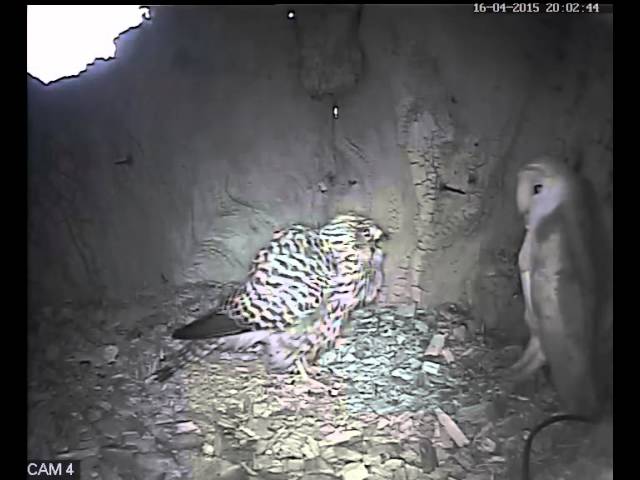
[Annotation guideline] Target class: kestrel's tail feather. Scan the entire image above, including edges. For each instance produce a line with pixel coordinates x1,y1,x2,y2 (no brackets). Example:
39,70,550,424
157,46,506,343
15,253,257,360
149,330,272,382
172,311,247,339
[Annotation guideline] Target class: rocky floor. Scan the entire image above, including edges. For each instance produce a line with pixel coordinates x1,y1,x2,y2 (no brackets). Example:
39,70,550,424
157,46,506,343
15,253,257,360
27,282,613,480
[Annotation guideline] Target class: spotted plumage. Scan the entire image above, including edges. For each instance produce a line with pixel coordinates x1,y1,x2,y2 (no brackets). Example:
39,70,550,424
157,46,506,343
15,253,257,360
150,213,386,381
316,214,386,342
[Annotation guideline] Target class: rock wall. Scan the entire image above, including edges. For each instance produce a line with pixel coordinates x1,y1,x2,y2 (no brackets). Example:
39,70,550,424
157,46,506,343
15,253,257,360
27,6,612,338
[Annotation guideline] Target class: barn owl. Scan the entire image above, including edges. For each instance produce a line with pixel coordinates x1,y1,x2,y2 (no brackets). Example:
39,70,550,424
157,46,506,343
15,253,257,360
509,156,612,418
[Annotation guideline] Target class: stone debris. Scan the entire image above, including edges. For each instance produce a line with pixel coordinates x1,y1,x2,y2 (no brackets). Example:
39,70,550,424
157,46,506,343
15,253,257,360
436,408,469,447
102,345,119,364
28,288,601,480
324,446,364,463
476,437,497,454
202,443,215,456
418,438,439,473
425,334,446,357
441,348,455,364
175,420,201,434
305,456,336,475
421,361,441,376
340,461,369,480
452,326,468,343
395,303,417,318
455,403,489,425
321,430,363,446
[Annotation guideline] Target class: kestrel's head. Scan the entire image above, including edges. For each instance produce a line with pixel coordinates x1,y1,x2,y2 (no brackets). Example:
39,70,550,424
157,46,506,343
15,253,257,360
330,213,389,243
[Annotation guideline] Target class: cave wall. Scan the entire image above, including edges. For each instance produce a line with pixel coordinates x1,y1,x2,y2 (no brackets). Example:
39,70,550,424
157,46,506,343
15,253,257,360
27,6,612,337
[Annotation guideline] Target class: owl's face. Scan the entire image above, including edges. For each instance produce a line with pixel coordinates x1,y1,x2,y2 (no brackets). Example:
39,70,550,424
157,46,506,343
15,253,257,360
516,157,571,226
516,168,546,217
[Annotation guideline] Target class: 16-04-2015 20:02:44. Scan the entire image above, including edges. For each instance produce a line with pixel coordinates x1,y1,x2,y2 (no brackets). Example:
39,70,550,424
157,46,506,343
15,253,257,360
473,3,605,14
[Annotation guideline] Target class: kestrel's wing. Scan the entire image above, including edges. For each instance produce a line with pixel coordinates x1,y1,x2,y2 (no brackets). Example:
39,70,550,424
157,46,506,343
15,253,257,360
530,226,600,416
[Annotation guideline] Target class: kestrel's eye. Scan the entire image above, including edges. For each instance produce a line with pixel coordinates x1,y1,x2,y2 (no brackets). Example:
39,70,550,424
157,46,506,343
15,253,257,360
533,184,543,195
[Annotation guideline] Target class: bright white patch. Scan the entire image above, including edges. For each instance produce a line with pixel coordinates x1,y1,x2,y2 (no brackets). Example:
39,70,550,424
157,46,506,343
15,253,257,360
332,106,339,119
287,10,295,19
27,5,150,85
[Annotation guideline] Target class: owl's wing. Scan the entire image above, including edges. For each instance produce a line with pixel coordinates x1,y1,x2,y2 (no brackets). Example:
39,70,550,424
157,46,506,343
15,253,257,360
530,227,600,416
